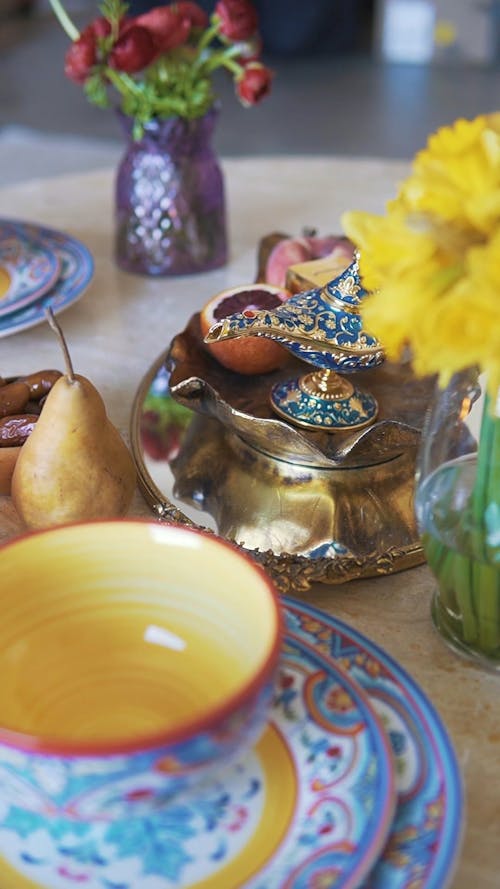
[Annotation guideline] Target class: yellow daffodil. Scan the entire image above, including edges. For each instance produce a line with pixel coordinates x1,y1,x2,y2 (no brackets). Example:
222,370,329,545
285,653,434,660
398,120,500,235
342,114,500,399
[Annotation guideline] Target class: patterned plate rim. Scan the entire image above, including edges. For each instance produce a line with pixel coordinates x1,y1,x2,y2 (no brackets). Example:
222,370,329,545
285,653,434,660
0,626,397,889
284,596,464,889
261,629,398,889
0,222,61,318
0,219,94,339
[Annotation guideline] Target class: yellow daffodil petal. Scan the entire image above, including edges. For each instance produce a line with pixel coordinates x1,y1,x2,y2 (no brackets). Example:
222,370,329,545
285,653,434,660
342,113,500,398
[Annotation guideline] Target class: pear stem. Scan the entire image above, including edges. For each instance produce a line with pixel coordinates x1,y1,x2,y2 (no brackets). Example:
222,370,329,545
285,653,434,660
45,308,75,382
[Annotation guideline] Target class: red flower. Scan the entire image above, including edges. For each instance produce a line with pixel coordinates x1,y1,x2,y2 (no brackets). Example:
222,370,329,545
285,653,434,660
175,1,209,29
85,16,112,40
135,5,190,53
60,0,273,123
236,62,273,106
64,15,118,84
109,25,158,73
215,0,258,41
64,33,97,83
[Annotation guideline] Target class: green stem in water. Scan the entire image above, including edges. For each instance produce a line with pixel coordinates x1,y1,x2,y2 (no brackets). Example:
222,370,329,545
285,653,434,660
426,533,480,646
48,0,80,41
424,533,449,578
485,395,500,556
436,549,455,596
425,385,500,655
476,563,500,652
453,550,478,644
471,393,495,559
472,393,500,652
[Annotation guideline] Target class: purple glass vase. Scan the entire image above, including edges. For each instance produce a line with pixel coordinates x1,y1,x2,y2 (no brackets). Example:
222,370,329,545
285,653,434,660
115,110,228,276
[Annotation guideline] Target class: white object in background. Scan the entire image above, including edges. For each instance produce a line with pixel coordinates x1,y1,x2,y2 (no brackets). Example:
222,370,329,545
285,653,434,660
434,0,496,65
379,0,436,63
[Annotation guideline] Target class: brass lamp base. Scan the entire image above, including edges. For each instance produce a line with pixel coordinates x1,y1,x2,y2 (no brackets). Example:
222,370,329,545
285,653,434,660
130,345,431,593
270,369,378,432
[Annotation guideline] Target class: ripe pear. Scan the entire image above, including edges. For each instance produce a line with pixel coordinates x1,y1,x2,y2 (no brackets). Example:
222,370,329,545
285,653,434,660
11,309,136,529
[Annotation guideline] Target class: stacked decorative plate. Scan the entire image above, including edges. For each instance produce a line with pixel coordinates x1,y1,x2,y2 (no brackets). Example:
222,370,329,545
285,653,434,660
0,219,94,338
0,598,463,889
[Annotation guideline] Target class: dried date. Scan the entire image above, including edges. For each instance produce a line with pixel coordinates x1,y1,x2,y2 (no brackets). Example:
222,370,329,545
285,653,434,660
0,369,62,451
19,369,62,400
0,381,31,418
0,414,39,446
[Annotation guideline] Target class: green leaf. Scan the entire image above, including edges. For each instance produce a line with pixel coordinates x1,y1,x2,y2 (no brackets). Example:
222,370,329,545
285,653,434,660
99,0,128,24
84,72,110,108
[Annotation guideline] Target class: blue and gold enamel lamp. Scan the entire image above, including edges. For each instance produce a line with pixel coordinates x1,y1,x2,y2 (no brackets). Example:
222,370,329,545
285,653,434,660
204,256,385,432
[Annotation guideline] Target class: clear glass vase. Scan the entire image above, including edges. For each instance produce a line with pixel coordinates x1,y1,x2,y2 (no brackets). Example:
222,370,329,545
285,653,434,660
415,367,500,670
115,109,228,277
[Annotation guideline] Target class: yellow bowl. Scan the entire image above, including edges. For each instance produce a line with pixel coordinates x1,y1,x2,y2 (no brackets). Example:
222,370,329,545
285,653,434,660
0,519,282,820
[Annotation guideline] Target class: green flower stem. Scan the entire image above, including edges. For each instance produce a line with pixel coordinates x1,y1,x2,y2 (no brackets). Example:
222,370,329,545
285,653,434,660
471,393,495,558
219,41,250,59
428,540,480,646
148,96,191,114
208,54,243,77
195,44,243,78
425,388,500,658
196,20,221,54
453,551,478,644
48,0,80,41
476,563,500,652
424,534,449,578
427,535,480,645
105,68,143,98
426,530,480,643
431,391,500,658
436,549,456,596
485,396,500,552
473,395,500,651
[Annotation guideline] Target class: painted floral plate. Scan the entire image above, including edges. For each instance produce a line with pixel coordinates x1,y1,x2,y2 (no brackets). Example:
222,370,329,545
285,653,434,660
0,220,94,338
0,626,396,889
0,221,61,318
285,597,464,889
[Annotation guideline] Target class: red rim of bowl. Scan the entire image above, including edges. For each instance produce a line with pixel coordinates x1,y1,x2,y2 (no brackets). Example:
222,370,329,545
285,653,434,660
0,519,284,758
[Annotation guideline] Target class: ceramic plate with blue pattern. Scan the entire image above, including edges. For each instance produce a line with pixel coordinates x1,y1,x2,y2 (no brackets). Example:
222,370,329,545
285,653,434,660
284,597,464,889
0,220,93,338
0,221,61,318
0,625,397,889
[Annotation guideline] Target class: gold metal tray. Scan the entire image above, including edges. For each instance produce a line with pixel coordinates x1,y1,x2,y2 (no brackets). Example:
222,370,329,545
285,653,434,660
130,319,433,594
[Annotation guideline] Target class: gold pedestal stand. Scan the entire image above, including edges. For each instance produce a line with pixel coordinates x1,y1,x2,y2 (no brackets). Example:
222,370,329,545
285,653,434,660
130,331,433,594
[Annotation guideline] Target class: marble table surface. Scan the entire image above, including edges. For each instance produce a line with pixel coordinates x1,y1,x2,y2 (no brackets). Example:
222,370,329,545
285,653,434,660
0,157,499,889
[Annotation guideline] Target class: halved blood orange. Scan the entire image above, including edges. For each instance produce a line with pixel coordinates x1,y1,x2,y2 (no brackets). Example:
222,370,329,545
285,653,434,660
200,283,291,375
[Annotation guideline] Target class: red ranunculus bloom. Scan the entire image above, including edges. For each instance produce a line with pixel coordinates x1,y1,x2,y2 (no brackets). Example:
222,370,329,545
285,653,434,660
57,0,272,129
109,25,158,73
214,0,258,41
134,6,191,53
236,61,273,106
64,33,98,83
175,1,209,29
86,16,112,39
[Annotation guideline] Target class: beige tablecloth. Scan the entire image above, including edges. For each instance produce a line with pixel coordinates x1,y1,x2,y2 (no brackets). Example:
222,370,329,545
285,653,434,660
0,157,499,889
